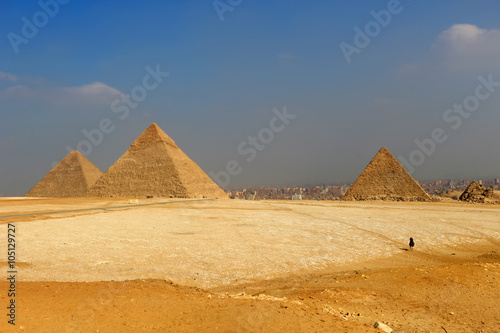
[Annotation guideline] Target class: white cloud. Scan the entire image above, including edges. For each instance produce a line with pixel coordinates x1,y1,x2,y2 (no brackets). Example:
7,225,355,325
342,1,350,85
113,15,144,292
432,24,500,71
398,24,500,74
64,82,121,97
0,85,31,99
0,72,18,82
437,24,487,44
60,82,122,106
434,24,500,55
1,80,122,106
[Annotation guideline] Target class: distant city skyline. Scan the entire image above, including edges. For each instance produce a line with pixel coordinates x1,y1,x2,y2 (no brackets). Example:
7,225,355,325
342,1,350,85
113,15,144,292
1,1,500,196
227,178,500,200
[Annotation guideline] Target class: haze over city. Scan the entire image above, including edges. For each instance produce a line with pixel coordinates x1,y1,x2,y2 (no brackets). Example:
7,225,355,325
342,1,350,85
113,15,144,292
1,0,499,196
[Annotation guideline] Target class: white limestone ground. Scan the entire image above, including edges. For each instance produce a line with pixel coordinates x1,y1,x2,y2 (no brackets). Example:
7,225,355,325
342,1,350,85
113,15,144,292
2,199,499,288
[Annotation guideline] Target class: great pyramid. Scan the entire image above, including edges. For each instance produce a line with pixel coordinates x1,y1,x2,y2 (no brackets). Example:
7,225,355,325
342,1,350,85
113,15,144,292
459,181,499,203
342,147,432,202
25,151,103,197
87,123,228,199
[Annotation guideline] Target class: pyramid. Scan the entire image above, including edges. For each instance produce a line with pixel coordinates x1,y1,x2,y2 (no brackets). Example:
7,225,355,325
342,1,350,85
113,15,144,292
459,181,498,203
25,151,103,197
87,123,228,199
342,147,432,202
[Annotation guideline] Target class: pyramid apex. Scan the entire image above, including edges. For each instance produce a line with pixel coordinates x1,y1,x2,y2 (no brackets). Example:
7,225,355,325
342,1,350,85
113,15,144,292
372,147,394,159
59,150,84,163
65,150,90,164
69,150,85,158
132,123,176,148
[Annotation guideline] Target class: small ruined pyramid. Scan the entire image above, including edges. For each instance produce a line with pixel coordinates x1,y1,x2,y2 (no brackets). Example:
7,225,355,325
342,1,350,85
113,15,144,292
342,147,432,202
459,181,498,203
87,123,228,199
25,151,103,197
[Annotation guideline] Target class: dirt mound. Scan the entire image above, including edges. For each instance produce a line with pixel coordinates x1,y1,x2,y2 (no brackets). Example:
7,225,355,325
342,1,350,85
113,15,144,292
25,151,103,197
459,181,499,203
87,123,227,199
342,147,432,202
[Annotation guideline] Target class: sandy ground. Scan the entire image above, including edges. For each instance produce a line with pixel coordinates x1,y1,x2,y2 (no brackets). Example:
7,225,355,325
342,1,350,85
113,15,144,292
0,198,499,332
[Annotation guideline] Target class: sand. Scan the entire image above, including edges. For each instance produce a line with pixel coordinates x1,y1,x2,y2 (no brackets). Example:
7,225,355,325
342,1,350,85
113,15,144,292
0,198,499,332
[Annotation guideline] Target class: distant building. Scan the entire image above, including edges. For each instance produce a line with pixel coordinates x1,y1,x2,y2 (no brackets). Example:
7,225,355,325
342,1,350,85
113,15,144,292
292,194,303,200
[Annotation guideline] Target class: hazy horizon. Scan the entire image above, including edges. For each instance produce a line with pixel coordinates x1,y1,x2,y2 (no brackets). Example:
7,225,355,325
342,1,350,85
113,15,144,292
1,1,499,196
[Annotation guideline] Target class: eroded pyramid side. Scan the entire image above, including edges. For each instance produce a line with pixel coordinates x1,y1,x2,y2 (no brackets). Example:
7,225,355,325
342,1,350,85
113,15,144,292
459,181,499,203
87,123,227,199
342,147,432,202
25,151,103,197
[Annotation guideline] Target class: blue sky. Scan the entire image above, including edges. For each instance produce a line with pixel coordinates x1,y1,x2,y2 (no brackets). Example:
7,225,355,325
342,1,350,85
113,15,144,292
1,0,499,195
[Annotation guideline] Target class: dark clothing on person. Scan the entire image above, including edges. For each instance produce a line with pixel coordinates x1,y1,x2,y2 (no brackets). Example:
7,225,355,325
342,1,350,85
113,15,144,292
409,237,415,250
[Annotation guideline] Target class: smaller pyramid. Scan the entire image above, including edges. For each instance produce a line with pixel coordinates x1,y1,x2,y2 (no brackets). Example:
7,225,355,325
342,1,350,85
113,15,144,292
25,151,103,197
459,181,499,203
342,147,432,202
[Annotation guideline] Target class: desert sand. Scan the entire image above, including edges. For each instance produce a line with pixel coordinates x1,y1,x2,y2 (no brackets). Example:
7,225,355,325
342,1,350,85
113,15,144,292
0,198,499,332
